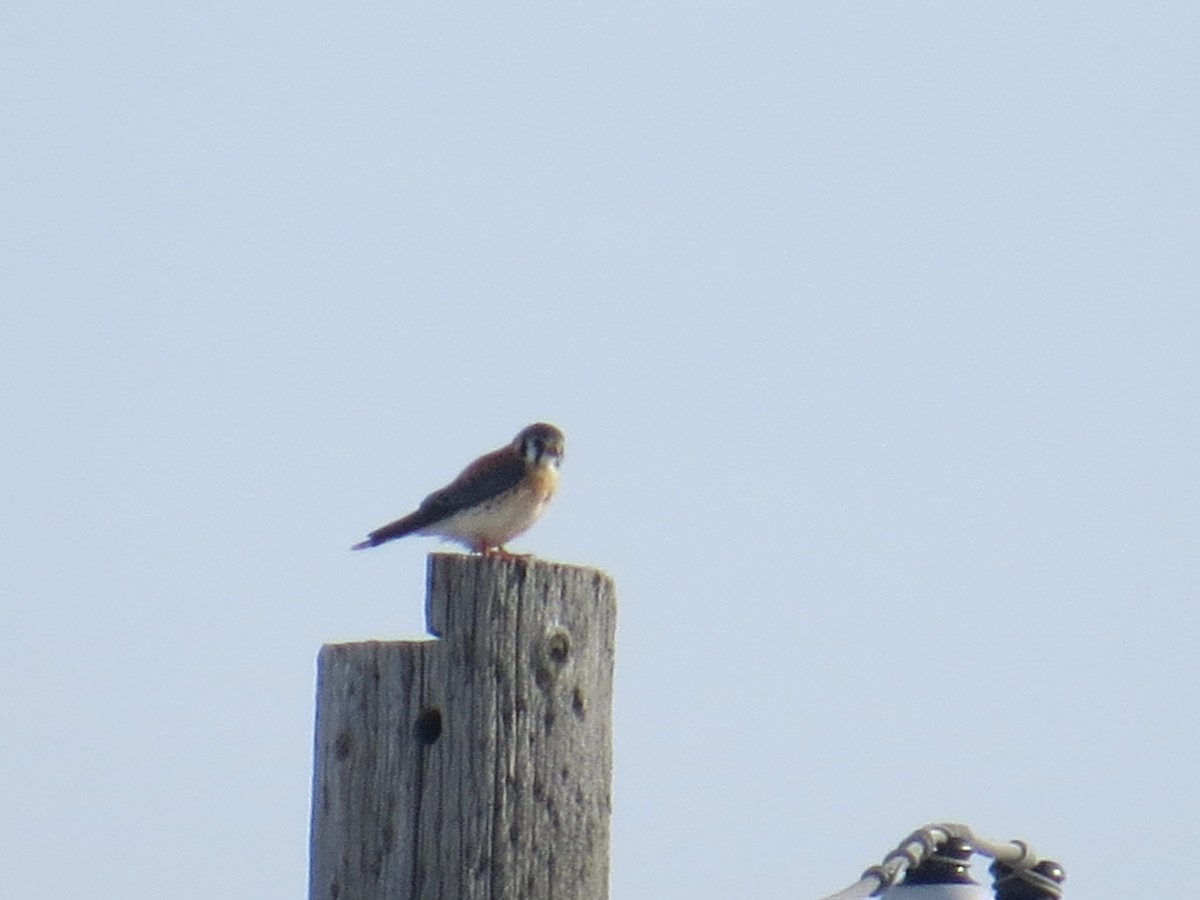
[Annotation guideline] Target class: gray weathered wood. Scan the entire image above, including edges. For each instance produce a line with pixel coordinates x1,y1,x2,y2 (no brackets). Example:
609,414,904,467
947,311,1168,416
309,553,617,900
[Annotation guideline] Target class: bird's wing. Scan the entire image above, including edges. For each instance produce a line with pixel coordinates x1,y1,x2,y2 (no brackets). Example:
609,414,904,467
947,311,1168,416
353,447,526,549
417,447,527,522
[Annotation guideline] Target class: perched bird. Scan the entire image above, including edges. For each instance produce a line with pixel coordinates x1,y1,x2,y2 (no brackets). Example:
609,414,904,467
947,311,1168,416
352,422,565,556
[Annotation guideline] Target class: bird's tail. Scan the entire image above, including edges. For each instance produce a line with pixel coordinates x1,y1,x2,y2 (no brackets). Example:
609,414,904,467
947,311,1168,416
350,513,423,551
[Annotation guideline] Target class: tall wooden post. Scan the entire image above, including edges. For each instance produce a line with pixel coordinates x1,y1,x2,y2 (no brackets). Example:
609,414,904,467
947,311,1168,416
309,553,617,900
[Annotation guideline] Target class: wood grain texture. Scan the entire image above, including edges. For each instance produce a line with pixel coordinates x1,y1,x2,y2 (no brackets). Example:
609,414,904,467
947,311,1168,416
309,554,617,900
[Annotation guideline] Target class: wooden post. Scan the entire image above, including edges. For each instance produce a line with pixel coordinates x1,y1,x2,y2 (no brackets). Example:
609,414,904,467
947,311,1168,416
309,553,617,900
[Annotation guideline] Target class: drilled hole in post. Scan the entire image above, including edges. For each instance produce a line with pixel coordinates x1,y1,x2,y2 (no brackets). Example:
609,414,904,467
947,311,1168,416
414,707,443,745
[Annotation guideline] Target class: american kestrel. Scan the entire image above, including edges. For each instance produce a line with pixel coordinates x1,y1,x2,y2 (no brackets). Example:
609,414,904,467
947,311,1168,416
351,422,565,556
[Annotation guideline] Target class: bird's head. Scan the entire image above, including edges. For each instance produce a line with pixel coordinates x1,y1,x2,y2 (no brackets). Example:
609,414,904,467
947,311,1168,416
516,422,565,469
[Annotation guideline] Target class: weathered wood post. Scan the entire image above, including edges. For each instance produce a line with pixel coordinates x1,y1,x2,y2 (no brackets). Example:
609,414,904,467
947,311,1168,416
309,553,617,900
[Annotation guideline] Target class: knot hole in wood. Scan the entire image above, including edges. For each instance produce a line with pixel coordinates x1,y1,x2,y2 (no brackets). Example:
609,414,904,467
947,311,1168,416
535,625,573,694
543,625,572,668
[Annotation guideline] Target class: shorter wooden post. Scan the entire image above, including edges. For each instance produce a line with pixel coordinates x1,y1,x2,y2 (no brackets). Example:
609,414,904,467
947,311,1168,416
309,554,617,900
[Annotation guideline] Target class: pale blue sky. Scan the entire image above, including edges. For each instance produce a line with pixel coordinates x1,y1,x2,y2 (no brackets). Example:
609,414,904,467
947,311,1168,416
3,4,1198,898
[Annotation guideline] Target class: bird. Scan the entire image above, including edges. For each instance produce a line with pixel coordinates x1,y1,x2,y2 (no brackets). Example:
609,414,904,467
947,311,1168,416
351,422,565,556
